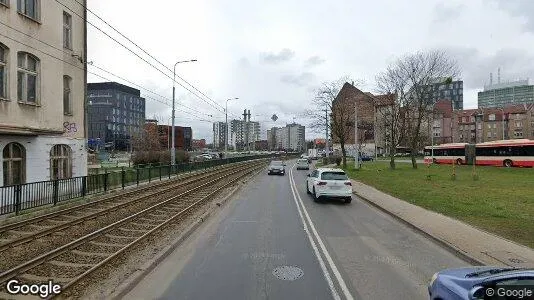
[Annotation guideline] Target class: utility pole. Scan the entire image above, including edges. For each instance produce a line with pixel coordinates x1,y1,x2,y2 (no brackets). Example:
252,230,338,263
355,103,360,169
325,107,329,158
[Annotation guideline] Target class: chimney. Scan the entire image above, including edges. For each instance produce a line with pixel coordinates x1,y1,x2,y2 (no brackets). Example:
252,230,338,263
247,110,251,122
351,81,354,86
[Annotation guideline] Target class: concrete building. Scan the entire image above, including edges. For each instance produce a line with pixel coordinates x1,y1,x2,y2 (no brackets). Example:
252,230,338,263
212,121,226,150
478,79,534,108
267,123,305,152
421,78,464,110
87,82,146,151
0,1,87,186
230,119,260,151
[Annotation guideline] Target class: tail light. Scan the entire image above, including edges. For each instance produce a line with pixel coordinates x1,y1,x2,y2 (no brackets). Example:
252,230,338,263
317,181,327,186
344,182,352,186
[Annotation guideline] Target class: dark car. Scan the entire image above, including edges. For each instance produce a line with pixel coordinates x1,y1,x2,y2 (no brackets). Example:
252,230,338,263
359,154,374,161
268,160,286,176
428,266,534,300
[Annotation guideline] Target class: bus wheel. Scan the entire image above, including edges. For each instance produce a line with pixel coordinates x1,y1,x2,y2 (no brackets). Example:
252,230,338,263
433,158,438,164
456,159,462,165
503,160,513,168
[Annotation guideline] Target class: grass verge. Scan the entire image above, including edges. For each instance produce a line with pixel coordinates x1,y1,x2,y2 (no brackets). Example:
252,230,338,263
344,161,534,248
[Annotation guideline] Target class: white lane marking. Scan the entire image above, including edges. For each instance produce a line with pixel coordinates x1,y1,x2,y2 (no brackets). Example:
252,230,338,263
289,164,354,300
287,164,341,300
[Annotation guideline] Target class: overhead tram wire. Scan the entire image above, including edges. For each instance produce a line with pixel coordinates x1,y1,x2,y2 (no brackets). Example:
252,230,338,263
71,0,225,112
55,0,225,114
0,32,211,120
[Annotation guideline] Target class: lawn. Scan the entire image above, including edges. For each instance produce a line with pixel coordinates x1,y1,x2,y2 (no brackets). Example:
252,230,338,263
343,161,534,248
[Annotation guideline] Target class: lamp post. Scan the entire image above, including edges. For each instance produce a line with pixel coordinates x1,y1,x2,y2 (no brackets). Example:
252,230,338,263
499,107,506,140
171,59,197,165
225,98,238,155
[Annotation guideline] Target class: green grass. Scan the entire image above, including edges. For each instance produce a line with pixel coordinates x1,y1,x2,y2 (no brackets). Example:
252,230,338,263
344,161,534,248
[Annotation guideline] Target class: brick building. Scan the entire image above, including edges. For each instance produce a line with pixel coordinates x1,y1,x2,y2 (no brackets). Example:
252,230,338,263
192,139,206,150
156,125,192,151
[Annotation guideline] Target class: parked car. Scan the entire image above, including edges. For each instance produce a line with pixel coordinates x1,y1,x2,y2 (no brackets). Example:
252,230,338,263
268,160,286,175
306,168,352,203
296,159,310,170
428,266,534,300
359,154,374,161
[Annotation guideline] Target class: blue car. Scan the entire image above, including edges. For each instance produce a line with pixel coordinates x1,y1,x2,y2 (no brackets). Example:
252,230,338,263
428,266,534,299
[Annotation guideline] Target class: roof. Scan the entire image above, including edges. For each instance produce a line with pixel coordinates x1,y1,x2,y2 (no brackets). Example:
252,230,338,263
373,93,396,106
477,139,534,147
503,103,534,114
425,143,468,149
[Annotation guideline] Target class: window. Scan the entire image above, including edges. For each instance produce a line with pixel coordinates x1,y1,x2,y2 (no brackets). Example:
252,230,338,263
321,172,348,180
514,131,523,138
17,52,39,103
477,123,482,130
63,12,72,49
489,114,495,121
63,75,71,114
487,132,491,138
516,121,522,128
493,123,497,129
50,145,72,180
2,143,25,186
0,0,8,7
0,44,6,99
487,124,491,129
17,0,39,20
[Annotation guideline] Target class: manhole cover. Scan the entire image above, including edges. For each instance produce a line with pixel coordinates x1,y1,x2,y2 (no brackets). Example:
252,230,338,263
272,266,303,281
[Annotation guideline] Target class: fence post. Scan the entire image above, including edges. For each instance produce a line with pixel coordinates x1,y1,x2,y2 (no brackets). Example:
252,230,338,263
53,179,59,206
82,176,87,197
121,167,125,189
159,165,162,181
168,164,171,179
104,170,109,192
14,184,22,215
148,166,152,183
136,167,140,186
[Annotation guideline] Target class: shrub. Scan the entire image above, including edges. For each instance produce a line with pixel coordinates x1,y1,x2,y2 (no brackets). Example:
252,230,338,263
334,156,342,166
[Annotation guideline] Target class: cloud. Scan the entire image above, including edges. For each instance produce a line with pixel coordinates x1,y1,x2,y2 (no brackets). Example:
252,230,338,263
486,0,534,33
305,55,326,67
260,48,295,64
433,2,466,23
280,72,316,87
448,47,534,89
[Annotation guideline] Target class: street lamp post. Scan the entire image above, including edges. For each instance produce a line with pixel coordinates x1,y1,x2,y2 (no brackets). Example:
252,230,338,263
500,107,506,140
225,98,238,155
171,59,197,165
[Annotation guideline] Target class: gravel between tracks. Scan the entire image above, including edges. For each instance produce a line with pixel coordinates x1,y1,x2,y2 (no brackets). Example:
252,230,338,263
56,168,260,299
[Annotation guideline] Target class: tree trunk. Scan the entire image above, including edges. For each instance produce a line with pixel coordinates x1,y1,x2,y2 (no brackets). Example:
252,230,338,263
411,148,417,169
340,142,347,169
389,143,396,170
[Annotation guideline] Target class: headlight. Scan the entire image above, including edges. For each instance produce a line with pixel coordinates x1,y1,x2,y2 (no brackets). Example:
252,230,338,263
429,272,439,287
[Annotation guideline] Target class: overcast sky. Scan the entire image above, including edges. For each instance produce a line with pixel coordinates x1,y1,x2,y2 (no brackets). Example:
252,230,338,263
86,0,534,141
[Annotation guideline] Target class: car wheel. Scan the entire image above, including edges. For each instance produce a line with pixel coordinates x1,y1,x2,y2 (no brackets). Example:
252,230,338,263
312,187,319,202
456,158,462,165
306,182,311,194
344,197,352,204
503,159,513,168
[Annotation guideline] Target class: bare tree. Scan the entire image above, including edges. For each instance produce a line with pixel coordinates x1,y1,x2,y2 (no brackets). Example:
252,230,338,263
380,50,460,169
305,76,364,168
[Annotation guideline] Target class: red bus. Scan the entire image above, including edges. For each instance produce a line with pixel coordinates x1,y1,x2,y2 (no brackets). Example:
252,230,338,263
424,139,534,167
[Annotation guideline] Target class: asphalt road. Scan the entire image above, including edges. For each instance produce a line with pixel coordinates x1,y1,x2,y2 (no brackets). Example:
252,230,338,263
125,160,469,300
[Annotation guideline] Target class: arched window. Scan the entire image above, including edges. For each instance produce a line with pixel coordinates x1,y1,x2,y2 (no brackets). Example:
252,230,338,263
17,52,39,104
3,143,26,186
0,43,7,99
50,145,72,180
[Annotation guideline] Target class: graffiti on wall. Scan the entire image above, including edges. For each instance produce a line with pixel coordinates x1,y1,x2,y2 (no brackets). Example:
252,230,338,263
63,122,78,134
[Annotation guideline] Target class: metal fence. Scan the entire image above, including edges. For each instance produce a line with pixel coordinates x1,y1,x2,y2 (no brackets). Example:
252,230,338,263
0,153,291,216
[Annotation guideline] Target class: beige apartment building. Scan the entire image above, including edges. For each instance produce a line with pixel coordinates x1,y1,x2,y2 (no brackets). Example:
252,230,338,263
0,0,87,187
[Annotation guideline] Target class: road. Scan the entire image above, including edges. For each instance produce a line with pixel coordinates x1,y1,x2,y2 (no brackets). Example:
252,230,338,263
125,160,469,300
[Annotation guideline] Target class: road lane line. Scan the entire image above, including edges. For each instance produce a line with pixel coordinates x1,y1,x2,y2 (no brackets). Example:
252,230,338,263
289,164,354,300
287,164,341,300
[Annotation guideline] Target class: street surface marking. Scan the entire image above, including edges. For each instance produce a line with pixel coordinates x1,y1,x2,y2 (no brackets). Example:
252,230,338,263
289,164,354,300
287,165,341,300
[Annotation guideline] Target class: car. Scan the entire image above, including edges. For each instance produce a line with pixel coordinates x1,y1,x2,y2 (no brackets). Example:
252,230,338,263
428,266,534,300
359,154,374,161
296,159,310,170
268,160,286,175
305,168,352,203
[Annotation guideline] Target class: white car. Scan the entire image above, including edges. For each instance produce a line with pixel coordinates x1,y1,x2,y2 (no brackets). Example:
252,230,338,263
296,159,310,170
306,168,352,203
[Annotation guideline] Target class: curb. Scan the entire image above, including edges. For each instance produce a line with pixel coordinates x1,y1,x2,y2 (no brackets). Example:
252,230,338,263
352,189,487,266
110,165,265,300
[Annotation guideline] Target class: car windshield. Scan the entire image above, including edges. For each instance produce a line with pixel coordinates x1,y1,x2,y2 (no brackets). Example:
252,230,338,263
271,161,283,166
298,159,308,163
321,172,348,180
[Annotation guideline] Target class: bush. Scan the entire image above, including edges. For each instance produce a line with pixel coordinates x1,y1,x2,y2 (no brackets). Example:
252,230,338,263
175,150,190,163
334,156,342,166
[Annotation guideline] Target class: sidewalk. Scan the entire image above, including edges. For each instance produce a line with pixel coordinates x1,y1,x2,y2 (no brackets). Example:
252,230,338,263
351,180,534,268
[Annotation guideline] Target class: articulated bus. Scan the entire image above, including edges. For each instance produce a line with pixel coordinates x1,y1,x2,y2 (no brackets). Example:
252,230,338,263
424,139,534,167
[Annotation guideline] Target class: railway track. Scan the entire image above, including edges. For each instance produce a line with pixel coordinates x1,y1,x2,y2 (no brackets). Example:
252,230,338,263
0,160,266,299
0,160,263,273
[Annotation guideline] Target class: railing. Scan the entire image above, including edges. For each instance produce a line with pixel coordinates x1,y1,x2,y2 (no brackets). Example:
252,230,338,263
0,153,295,216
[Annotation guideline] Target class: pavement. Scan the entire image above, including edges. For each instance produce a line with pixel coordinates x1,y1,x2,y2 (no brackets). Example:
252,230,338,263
124,160,469,300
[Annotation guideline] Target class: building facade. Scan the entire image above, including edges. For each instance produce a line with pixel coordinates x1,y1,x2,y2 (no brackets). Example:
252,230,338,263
0,1,87,186
156,125,192,151
87,82,146,151
267,123,305,152
212,121,226,150
192,139,206,150
478,80,534,108
421,79,464,110
230,119,260,151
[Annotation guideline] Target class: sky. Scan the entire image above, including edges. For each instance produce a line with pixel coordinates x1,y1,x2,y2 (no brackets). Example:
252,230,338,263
86,0,534,141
